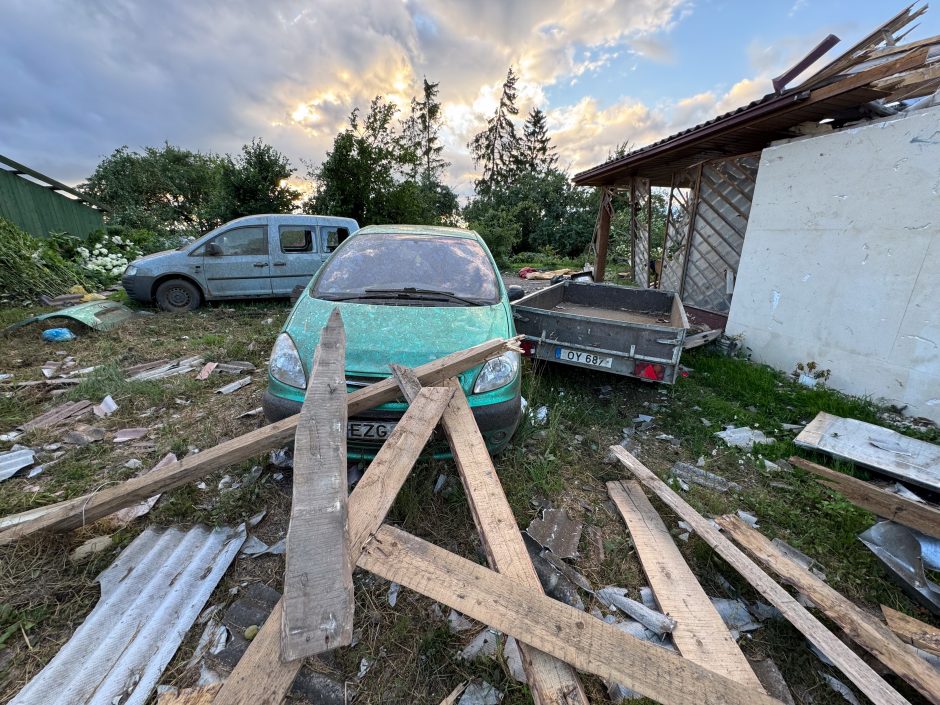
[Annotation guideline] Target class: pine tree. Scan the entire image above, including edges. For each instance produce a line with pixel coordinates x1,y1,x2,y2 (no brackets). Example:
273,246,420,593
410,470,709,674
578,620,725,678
522,107,557,173
416,78,448,182
468,67,521,191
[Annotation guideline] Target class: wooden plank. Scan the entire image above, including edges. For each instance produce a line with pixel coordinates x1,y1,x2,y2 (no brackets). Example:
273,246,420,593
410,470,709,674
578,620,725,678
789,456,940,539
882,605,940,658
717,515,940,705
682,328,722,350
607,481,764,691
282,309,352,659
213,385,454,705
360,524,782,705
609,445,912,705
157,684,222,705
808,48,929,103
0,337,516,544
392,367,589,705
794,412,940,492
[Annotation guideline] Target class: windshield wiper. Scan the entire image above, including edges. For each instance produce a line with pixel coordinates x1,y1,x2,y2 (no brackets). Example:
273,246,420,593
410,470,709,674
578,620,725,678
363,287,485,306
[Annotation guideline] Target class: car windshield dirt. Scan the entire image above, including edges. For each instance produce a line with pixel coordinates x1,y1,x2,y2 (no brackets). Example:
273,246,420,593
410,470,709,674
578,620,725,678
313,233,500,305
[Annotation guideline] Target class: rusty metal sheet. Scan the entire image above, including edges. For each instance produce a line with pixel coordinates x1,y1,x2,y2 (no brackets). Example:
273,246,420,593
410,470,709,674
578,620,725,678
10,524,246,705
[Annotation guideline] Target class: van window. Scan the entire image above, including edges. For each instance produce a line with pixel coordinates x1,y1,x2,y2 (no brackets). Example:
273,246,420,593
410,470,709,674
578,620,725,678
279,227,314,253
321,226,350,253
202,226,268,256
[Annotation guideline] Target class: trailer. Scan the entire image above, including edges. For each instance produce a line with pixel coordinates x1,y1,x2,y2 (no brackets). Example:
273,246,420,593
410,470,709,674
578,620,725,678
511,281,690,383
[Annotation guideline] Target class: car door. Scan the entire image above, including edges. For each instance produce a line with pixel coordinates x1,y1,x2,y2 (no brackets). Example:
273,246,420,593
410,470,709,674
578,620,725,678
200,225,272,297
318,224,352,265
271,224,321,296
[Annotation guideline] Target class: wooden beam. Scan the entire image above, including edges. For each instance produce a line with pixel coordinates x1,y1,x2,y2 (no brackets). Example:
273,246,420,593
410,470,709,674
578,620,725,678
607,481,765,691
881,605,940,658
808,48,929,103
789,456,940,539
213,385,454,705
609,445,912,705
595,187,612,282
717,515,940,705
282,309,353,659
392,367,589,705
359,524,782,705
0,337,516,545
157,684,222,705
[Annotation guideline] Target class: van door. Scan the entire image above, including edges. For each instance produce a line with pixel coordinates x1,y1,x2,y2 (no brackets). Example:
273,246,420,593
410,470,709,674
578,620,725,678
200,225,272,297
272,224,321,295
319,224,351,264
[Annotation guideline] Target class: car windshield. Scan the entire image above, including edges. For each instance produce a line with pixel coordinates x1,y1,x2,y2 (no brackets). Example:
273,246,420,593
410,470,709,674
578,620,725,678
313,233,500,304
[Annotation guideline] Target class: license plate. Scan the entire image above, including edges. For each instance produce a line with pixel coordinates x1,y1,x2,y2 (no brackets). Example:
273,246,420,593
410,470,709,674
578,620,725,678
554,347,613,368
347,421,397,440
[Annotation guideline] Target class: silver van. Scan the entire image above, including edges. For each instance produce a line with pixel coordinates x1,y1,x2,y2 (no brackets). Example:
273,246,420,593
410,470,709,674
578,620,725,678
121,214,359,311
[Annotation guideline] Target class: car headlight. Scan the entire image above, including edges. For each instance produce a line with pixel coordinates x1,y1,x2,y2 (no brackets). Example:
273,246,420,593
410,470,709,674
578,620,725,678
473,351,520,394
124,265,138,277
269,333,307,389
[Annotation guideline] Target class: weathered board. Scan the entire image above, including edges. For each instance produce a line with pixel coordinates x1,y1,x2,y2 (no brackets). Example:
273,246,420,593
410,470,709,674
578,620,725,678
392,368,589,705
718,515,940,705
790,456,940,539
282,309,352,659
881,605,940,657
608,481,764,691
795,412,940,492
610,445,912,705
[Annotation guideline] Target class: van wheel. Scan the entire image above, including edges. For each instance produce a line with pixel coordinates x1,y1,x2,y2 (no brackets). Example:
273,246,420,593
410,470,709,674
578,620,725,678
155,279,201,312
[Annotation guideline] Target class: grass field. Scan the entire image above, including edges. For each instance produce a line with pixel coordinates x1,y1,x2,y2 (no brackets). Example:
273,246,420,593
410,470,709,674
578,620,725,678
0,295,937,705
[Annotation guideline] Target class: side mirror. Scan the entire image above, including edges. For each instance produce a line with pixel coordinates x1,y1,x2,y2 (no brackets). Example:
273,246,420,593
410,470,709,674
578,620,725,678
507,285,525,302
205,242,223,256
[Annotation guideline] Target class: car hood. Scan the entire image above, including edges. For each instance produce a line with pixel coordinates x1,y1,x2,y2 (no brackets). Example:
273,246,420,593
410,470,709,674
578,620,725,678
285,296,513,377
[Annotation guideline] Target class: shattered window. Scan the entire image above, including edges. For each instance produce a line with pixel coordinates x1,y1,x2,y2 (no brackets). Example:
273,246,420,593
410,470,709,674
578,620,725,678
314,233,500,304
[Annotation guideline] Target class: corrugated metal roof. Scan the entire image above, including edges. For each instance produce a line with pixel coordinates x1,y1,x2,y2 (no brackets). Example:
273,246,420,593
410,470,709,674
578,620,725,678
10,524,246,705
0,448,35,481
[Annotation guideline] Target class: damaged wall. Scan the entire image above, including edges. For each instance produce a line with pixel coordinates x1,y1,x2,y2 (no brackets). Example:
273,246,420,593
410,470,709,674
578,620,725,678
726,105,940,422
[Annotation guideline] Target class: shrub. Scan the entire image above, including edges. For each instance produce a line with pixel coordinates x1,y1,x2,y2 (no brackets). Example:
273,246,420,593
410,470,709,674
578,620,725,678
0,218,88,301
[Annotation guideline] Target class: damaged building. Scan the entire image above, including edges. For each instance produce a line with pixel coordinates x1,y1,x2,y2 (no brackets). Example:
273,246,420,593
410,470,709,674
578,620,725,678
574,4,940,422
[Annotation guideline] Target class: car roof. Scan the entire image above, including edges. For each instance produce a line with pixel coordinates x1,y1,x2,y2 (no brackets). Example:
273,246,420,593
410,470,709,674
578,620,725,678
221,214,359,228
354,224,482,242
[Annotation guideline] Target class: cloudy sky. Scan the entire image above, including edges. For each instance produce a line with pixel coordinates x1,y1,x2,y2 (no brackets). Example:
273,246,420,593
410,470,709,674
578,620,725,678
1,1,934,196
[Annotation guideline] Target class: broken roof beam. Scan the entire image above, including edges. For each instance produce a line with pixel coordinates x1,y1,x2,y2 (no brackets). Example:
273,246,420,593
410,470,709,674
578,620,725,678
282,309,353,659
392,366,589,705
0,337,518,545
717,514,940,705
607,480,765,691
772,34,841,93
609,445,913,705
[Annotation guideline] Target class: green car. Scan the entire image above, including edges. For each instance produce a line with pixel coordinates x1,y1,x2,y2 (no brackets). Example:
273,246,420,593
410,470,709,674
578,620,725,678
262,225,524,458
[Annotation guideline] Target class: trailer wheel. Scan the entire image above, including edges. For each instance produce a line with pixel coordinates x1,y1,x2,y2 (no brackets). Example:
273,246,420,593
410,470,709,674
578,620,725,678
155,279,202,312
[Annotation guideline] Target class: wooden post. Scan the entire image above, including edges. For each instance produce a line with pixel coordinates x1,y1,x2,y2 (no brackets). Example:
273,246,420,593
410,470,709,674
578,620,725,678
595,186,612,282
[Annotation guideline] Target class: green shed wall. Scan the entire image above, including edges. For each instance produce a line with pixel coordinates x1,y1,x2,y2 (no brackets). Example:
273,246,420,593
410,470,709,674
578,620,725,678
0,168,104,239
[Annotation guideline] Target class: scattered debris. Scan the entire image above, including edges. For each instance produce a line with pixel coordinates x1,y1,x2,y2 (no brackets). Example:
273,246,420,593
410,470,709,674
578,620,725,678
108,453,177,526
736,510,759,528
448,610,474,634
215,362,256,374
9,300,137,333
525,508,583,559
533,405,549,426
10,525,245,705
886,483,926,504
114,427,149,443
237,407,264,419
63,425,106,446
0,446,35,482
749,658,796,705
715,426,772,450
92,395,118,417
670,462,742,493
355,657,372,681
710,597,762,637
539,550,593,593
502,637,527,683
127,356,204,381
858,521,940,615
771,538,827,580
41,328,76,342
456,679,503,705
196,362,218,380
18,399,92,431
387,581,400,607
458,628,501,661
596,587,677,636
69,535,113,562
819,672,862,705
185,621,229,670
215,376,252,395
